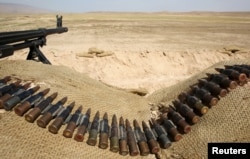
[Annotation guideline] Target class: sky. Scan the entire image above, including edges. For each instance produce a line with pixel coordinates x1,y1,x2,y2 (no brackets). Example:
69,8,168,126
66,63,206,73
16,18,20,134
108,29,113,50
1,0,250,12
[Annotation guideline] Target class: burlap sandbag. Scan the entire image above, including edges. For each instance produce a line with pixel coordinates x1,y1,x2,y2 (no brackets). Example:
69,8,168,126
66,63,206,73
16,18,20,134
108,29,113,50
148,58,250,159
0,59,249,159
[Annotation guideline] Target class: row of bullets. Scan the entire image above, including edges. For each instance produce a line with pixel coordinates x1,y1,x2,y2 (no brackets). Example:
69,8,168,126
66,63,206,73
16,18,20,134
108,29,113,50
0,64,249,157
156,64,250,143
0,76,164,156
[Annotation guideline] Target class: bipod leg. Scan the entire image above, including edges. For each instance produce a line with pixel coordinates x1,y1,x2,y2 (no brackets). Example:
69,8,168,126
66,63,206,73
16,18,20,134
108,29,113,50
27,46,51,64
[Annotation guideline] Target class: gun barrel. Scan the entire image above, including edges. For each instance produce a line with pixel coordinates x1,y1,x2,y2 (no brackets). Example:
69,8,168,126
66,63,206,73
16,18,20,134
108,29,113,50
0,27,68,45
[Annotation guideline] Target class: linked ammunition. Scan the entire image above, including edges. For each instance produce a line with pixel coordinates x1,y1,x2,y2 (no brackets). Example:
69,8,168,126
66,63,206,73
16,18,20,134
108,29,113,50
48,101,75,134
133,119,150,156
125,119,139,156
150,119,171,149
0,80,21,96
0,82,31,109
198,79,227,97
161,118,182,141
119,117,129,156
110,114,119,153
99,112,109,149
167,106,191,133
178,92,209,115
87,111,100,146
191,86,218,107
25,92,58,123
141,121,160,154
236,64,250,70
4,85,40,111
63,106,82,138
14,88,50,116
37,97,67,128
172,100,200,124
0,76,11,87
0,83,31,108
74,108,91,142
225,65,250,78
206,73,237,89
215,68,247,82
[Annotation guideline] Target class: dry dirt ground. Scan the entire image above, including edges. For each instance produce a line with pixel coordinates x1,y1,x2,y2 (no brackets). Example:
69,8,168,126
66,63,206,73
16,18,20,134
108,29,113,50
1,12,250,94
1,12,250,159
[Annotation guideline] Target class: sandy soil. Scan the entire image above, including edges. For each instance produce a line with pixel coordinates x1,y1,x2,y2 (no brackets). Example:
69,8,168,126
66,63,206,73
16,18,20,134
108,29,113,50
1,12,250,95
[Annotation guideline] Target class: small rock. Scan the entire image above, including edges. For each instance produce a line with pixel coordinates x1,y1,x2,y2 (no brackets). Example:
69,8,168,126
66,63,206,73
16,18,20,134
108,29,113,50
76,52,94,58
88,47,104,54
224,46,240,53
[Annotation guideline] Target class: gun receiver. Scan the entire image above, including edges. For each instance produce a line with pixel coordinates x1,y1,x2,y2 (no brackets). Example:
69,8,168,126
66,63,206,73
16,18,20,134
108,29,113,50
0,15,68,64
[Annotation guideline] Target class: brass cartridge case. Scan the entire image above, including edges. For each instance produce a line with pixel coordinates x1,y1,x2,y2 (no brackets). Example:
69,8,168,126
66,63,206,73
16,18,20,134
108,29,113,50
110,136,119,153
14,101,31,116
37,112,53,128
99,133,109,149
138,141,150,156
87,129,98,146
25,107,41,123
0,93,11,108
119,139,129,156
63,122,76,138
48,117,64,134
74,124,88,142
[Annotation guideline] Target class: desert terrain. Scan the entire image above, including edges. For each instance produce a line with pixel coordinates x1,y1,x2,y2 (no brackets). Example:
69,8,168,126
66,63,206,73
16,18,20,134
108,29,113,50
1,12,250,95
1,11,250,159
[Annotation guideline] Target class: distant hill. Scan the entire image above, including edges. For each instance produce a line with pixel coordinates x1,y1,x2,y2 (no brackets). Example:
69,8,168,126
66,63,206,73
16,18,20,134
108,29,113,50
0,3,53,13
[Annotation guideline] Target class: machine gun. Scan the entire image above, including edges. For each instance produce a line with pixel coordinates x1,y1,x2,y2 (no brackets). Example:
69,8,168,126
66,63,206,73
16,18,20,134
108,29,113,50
0,15,68,64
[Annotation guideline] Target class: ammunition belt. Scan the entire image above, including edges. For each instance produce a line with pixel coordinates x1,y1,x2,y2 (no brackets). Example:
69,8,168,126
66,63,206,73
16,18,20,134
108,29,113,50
0,64,249,157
